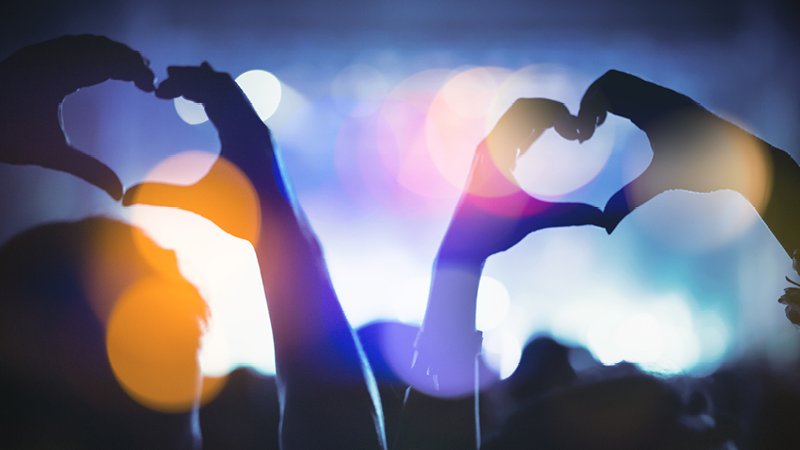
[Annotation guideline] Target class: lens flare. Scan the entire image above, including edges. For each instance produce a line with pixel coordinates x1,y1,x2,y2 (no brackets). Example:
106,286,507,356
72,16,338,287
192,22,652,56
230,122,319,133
106,276,225,412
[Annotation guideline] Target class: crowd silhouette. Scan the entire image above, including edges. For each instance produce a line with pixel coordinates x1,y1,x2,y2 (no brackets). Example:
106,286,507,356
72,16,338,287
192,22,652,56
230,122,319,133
2,35,800,450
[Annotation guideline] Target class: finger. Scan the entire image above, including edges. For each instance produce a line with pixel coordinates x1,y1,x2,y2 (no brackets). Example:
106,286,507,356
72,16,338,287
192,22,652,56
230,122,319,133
489,99,569,163
603,167,662,234
518,127,545,157
77,35,156,92
37,144,123,200
155,63,231,104
579,70,700,136
554,113,581,141
517,202,605,240
123,182,193,208
50,35,155,95
603,188,632,234
576,83,609,142
543,202,606,228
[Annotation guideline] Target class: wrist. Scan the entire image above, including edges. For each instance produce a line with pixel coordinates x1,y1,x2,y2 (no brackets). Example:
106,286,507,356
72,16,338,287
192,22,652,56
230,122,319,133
434,249,487,270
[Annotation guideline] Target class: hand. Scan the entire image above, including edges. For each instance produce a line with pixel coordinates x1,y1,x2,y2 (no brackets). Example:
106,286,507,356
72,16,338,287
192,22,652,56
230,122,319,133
439,98,605,262
0,35,155,200
577,70,766,233
123,63,288,243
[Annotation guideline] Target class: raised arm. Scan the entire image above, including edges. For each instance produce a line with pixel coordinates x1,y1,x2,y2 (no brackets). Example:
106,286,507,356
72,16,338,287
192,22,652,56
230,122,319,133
0,35,156,200
397,99,604,450
414,99,603,393
123,63,385,450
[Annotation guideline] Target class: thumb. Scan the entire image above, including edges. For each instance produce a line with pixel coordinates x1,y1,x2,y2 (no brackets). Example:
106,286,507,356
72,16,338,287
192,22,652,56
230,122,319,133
603,165,664,234
123,181,194,209
517,201,606,236
39,144,123,200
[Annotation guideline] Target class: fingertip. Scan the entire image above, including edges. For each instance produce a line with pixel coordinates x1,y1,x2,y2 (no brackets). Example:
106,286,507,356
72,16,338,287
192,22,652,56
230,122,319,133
605,220,619,235
134,71,157,93
154,78,180,99
108,182,123,202
121,186,138,206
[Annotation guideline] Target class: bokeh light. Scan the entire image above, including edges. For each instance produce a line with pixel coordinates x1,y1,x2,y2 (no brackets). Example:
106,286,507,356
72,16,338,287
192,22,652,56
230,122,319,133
476,276,511,332
105,275,216,412
552,289,714,375
482,329,523,379
235,70,282,122
331,63,391,116
425,67,512,194
174,96,209,125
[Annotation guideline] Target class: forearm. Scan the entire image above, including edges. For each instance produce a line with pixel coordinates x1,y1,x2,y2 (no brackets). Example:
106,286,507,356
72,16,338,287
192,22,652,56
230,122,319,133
412,253,485,397
760,143,800,258
253,181,385,450
420,256,484,344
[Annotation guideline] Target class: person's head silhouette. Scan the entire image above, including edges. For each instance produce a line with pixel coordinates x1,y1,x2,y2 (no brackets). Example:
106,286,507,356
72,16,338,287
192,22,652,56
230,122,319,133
0,217,209,450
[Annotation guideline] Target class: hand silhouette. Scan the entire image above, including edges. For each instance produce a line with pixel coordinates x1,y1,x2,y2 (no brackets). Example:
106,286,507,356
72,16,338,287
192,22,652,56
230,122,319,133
0,35,155,200
439,98,605,262
577,70,767,233
123,63,287,243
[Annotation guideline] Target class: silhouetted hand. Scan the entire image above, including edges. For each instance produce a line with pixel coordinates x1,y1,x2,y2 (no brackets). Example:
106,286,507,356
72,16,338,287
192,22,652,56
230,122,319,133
0,35,156,200
123,63,288,243
438,98,604,262
577,70,764,233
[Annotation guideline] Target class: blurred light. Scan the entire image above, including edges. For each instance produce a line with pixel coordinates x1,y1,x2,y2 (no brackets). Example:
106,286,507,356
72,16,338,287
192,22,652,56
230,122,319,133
140,149,216,184
586,312,627,365
331,63,391,116
629,190,762,253
266,81,309,133
441,67,508,119
425,67,512,194
395,276,433,324
553,288,722,375
614,313,664,363
482,329,522,379
174,96,209,125
476,276,511,331
198,317,231,376
106,276,216,412
236,70,282,121
695,311,729,362
341,68,461,215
